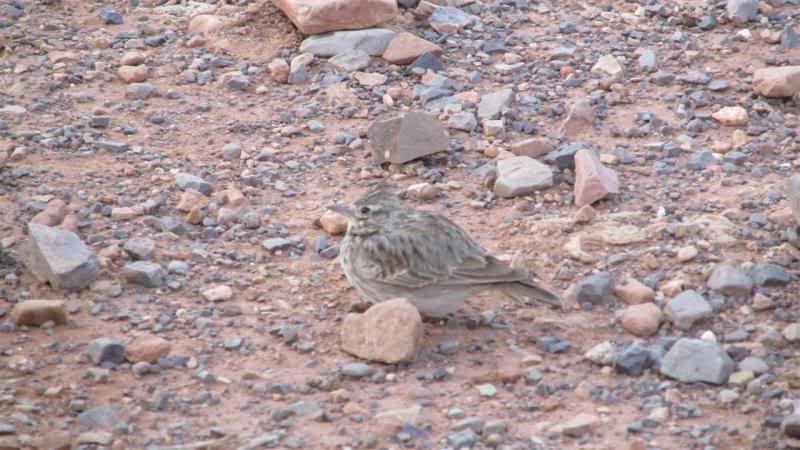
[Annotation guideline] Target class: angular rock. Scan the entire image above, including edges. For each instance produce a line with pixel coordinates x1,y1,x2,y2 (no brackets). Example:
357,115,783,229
175,173,212,195
659,338,734,385
87,337,127,365
707,264,753,296
10,300,67,327
367,111,449,164
299,28,395,57
446,112,477,132
272,0,398,35
621,303,663,337
203,285,233,302
750,264,790,287
494,156,553,198
575,272,615,306
127,336,171,363
382,32,443,65
584,341,615,366
558,99,595,137
726,0,758,24
123,261,165,288
664,290,712,330
573,149,620,207
477,88,514,123
614,344,658,376
429,6,474,34
25,223,99,292
752,66,800,98
327,50,370,72
781,25,800,50
591,54,623,76
341,298,422,364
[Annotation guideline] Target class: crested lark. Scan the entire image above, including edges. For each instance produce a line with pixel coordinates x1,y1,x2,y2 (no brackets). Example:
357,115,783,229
329,183,561,318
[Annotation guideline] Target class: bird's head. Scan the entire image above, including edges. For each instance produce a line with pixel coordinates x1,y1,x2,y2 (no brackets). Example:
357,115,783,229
328,182,403,236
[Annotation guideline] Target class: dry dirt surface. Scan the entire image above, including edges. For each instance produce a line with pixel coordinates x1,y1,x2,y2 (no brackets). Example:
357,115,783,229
2,0,800,449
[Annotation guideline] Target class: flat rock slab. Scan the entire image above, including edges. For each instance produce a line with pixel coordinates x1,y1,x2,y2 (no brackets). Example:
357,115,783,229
368,111,449,164
299,28,395,57
340,298,423,364
494,156,553,198
10,300,67,326
24,223,99,293
659,338,734,385
273,0,398,35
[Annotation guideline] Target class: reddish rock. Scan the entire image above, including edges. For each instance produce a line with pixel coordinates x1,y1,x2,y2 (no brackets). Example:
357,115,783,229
573,149,620,206
382,32,443,65
320,211,348,235
621,303,663,337
268,58,290,84
752,66,800,98
127,336,172,363
572,205,598,224
340,298,422,364
711,106,748,126
117,65,148,83
31,199,69,227
558,99,595,137
613,277,655,305
273,0,398,35
11,300,67,326
510,138,554,158
120,51,146,66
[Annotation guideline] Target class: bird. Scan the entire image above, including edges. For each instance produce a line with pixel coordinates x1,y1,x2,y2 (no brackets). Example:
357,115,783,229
328,182,562,318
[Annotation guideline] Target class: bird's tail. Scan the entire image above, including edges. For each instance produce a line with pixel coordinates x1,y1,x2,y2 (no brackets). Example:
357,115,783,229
498,280,563,308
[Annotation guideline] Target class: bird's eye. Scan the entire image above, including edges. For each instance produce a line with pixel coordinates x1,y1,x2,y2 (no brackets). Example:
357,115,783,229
360,206,370,214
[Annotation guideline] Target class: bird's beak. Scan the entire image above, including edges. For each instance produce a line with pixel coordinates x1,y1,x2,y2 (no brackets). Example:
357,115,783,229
327,203,351,218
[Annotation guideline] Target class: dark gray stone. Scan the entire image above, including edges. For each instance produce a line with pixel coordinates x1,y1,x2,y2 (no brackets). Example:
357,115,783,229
342,363,373,378
614,344,657,376
87,337,127,365
575,272,615,306
98,8,123,25
750,264,790,287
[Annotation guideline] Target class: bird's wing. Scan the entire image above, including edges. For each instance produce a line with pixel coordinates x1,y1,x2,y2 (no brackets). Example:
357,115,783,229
354,212,529,289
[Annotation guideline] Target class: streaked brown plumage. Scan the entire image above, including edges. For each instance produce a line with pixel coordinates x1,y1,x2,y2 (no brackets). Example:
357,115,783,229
329,183,562,318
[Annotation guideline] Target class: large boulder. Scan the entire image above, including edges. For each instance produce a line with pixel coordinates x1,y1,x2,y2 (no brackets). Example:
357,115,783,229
24,223,99,292
367,111,449,164
341,298,423,364
272,0,398,35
